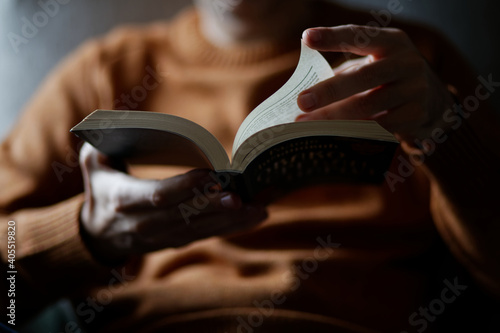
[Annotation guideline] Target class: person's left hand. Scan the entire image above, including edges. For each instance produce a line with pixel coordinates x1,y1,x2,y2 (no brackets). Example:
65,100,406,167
296,25,454,143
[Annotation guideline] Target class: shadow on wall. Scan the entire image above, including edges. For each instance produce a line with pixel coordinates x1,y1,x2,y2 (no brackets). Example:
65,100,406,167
0,0,499,139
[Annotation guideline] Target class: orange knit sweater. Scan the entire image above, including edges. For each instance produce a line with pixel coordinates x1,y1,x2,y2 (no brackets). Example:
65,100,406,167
1,3,499,332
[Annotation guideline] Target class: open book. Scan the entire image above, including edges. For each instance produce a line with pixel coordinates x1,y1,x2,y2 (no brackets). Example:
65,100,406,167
71,42,399,202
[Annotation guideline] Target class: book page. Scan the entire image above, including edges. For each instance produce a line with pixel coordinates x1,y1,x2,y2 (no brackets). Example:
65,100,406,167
71,110,231,170
232,41,334,154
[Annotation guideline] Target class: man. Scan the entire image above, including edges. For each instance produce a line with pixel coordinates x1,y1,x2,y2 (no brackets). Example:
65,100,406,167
1,0,499,332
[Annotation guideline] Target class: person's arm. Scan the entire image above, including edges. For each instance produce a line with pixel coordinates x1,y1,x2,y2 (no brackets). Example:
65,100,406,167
298,25,500,297
0,37,124,323
78,142,267,263
0,26,269,324
399,32,500,296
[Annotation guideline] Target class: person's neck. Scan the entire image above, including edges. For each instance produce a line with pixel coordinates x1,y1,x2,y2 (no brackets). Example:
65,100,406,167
195,1,313,48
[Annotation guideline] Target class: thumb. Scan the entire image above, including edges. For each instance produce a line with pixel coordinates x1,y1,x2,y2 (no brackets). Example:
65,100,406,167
79,142,128,207
79,142,127,174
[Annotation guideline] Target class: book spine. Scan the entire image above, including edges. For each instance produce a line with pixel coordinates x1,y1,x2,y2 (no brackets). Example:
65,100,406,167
217,171,250,200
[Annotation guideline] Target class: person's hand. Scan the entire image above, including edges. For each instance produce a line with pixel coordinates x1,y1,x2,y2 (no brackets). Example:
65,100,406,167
297,25,454,142
79,143,267,262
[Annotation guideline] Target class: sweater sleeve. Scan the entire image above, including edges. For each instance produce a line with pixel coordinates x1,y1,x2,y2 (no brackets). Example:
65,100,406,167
0,34,136,323
400,30,500,297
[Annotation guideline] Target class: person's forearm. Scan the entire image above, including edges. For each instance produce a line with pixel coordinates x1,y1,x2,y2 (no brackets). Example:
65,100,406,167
400,100,500,296
0,195,122,324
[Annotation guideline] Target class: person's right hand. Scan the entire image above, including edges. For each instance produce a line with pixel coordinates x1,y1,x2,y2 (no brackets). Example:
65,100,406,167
79,143,268,262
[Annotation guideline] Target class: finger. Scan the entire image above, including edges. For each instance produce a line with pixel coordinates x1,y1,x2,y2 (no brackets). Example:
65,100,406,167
131,190,243,235
116,169,217,211
79,143,95,202
137,204,268,250
333,56,373,75
296,79,415,122
298,56,401,111
78,141,189,211
80,142,128,207
79,142,127,173
302,25,411,57
81,147,225,212
80,145,218,211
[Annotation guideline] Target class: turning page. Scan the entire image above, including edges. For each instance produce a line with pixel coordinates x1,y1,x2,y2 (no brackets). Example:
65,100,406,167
232,41,334,153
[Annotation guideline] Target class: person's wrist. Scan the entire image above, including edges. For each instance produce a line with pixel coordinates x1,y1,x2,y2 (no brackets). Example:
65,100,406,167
79,203,130,266
399,86,457,151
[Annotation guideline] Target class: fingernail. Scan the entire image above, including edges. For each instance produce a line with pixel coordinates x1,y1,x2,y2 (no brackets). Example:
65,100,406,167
295,113,311,122
221,193,241,209
298,92,317,110
304,29,322,42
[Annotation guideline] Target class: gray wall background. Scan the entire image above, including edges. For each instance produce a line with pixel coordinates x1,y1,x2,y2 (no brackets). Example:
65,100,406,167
1,0,499,139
